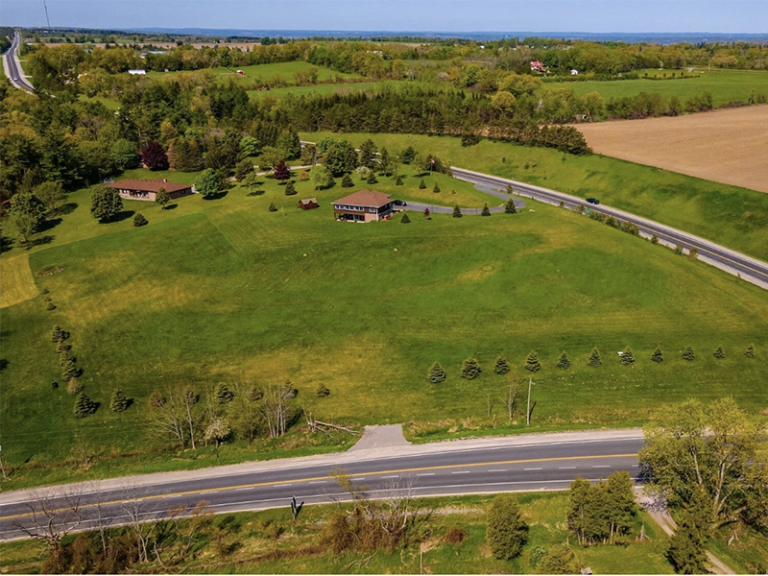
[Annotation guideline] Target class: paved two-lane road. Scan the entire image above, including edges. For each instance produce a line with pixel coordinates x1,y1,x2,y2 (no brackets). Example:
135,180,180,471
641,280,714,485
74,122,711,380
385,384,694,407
2,29,33,93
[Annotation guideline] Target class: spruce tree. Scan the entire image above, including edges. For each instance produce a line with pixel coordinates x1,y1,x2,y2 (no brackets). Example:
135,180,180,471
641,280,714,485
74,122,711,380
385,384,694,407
316,383,330,397
284,181,297,196
505,198,517,214
745,344,755,358
428,361,446,384
651,346,664,363
51,325,65,342
557,351,571,369
110,388,129,412
682,346,696,361
401,212,411,223
481,203,491,216
62,359,79,381
588,347,602,367
419,178,426,189
713,346,725,359
395,175,404,185
525,350,541,372
133,213,148,227
366,172,378,184
452,205,463,218
486,494,528,560
494,355,510,375
620,346,635,365
666,512,708,574
341,173,354,187
73,392,97,418
462,358,481,380
433,182,441,193
268,202,277,212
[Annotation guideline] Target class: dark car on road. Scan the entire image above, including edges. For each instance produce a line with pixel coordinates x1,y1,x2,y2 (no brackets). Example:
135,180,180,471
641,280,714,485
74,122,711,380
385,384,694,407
586,198,600,205
393,199,407,207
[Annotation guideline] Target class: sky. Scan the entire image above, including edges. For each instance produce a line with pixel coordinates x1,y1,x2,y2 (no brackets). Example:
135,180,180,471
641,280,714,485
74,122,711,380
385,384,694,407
1,0,767,34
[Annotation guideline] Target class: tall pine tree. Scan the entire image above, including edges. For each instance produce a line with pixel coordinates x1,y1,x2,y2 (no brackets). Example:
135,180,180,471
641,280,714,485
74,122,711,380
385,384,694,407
588,347,602,367
494,355,510,375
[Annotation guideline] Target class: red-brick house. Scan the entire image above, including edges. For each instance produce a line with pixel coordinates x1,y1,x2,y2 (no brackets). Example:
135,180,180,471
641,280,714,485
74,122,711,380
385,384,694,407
108,179,194,201
299,198,319,210
333,190,393,222
530,60,546,72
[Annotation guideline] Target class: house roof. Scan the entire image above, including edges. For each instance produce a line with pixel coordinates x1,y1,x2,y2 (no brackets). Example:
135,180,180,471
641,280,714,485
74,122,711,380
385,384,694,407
333,190,392,208
108,179,191,194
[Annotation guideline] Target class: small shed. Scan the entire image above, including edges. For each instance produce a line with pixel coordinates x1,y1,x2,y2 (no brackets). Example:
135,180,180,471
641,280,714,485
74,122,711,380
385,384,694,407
299,198,319,210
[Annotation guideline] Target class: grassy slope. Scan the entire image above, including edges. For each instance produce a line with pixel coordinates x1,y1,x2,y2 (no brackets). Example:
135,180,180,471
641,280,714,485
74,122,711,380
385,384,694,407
1,165,767,482
305,132,768,262
0,493,675,574
247,79,434,100
147,61,358,84
546,70,768,107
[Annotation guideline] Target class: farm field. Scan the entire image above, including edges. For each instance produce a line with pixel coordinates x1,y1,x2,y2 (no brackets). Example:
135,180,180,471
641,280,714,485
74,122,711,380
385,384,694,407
305,131,768,262
147,61,359,85
0,493,677,574
576,105,768,193
546,69,768,107
246,79,434,100
1,163,767,486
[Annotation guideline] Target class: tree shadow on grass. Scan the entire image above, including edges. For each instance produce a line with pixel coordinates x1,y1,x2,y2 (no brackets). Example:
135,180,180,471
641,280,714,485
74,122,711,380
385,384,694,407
203,191,229,201
0,359,8,372
164,203,178,210
246,190,265,197
107,210,135,223
37,218,62,233
58,202,78,216
30,235,55,248
0,235,15,253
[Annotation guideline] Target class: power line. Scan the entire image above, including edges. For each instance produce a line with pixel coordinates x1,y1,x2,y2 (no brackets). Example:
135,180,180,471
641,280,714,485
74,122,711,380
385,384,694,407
43,0,51,29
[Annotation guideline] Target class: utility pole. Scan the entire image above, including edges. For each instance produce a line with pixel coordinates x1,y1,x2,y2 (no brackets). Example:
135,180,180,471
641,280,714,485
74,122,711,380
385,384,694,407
526,377,534,426
43,0,52,30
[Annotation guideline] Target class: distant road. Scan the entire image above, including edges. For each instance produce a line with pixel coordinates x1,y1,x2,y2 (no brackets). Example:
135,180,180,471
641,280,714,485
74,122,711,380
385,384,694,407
452,167,768,291
2,29,33,92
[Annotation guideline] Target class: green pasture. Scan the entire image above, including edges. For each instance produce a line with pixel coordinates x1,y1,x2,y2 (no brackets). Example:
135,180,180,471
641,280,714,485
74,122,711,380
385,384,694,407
546,69,768,106
1,161,767,485
147,61,358,85
305,131,768,262
247,79,434,100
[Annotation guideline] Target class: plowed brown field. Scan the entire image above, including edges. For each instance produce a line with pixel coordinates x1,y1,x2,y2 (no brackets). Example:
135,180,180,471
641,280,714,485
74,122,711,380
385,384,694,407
576,105,768,193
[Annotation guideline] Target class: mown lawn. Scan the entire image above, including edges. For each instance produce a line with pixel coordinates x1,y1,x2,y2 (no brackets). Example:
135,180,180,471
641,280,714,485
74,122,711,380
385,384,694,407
1,163,767,486
304,131,768,262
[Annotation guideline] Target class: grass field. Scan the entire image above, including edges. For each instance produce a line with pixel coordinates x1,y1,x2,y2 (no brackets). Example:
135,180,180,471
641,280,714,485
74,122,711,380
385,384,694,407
305,131,768,262
547,69,768,107
0,493,676,574
1,160,767,486
147,61,359,85
0,252,39,309
246,79,434,100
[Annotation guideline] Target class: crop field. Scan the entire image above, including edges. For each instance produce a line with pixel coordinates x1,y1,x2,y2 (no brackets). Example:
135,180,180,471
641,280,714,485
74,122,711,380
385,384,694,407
576,105,768,193
1,162,767,485
546,69,768,106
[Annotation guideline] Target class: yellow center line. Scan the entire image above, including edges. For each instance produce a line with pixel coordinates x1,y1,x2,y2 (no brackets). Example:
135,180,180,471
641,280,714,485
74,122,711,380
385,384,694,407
0,453,637,521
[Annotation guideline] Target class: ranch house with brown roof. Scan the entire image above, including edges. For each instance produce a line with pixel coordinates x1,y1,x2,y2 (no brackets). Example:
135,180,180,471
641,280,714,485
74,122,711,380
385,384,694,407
333,190,393,222
108,179,194,202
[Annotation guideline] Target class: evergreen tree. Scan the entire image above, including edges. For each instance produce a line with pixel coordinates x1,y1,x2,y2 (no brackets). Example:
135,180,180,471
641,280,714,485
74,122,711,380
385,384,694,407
366,171,378,184
400,212,411,223
481,203,491,216
461,357,481,380
535,544,579,575
713,346,725,359
401,146,416,164
273,160,291,181
452,205,463,218
419,178,426,189
494,355,510,375
268,202,277,212
428,361,446,384
505,198,517,214
51,325,66,342
110,388,129,412
745,344,755,358
217,383,235,403
74,392,97,418
506,184,514,195
316,383,331,397
433,182,441,193
486,494,528,560
557,351,571,369
620,346,635,365
62,359,79,381
525,350,541,372
341,173,354,187
588,347,602,367
666,511,709,574
379,147,391,175
358,139,378,168
652,346,664,363
90,185,123,222
682,346,696,361
395,175,404,186
284,181,297,196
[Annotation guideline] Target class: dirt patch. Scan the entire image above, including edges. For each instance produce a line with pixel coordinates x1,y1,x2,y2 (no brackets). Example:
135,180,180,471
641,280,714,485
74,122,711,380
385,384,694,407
576,106,768,193
35,264,66,277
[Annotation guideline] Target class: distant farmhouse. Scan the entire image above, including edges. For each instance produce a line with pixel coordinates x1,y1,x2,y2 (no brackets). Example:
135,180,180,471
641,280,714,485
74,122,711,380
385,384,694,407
333,190,393,222
530,60,546,72
108,179,194,202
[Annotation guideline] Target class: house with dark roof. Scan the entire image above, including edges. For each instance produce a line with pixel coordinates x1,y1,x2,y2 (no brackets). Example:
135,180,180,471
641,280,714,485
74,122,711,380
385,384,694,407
108,179,194,202
333,190,393,222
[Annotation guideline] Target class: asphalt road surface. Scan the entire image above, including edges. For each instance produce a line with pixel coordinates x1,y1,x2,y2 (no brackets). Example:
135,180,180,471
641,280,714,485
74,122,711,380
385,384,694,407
0,435,643,542
2,30,34,93
452,167,768,291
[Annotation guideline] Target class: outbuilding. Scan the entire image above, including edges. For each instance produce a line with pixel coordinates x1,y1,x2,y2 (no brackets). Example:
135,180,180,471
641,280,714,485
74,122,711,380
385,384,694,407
299,198,319,210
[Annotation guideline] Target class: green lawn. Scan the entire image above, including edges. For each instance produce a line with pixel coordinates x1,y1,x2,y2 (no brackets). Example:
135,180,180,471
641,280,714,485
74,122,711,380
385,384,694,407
247,79,434,100
1,162,767,486
305,131,768,262
0,493,676,574
546,69,768,107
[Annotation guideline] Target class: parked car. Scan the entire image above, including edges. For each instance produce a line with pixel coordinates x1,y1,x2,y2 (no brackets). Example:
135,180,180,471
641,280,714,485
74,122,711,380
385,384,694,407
393,199,407,207
586,198,600,205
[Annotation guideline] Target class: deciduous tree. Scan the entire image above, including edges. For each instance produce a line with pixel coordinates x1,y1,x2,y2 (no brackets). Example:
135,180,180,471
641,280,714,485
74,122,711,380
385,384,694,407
90,185,123,222
195,168,221,199
486,494,528,560
141,141,169,171
155,187,170,209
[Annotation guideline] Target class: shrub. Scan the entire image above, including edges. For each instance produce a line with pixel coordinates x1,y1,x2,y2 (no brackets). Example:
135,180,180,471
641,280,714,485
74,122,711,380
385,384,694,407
395,175,404,185
461,357,481,380
73,393,97,418
486,494,528,560
51,325,66,342
148,390,166,408
688,247,699,262
133,213,148,227
505,199,517,214
588,346,602,367
481,204,491,216
674,244,684,255
651,234,659,244
62,359,79,381
316,383,330,397
110,388,129,412
433,183,441,193
366,172,378,184
217,383,235,403
620,346,635,365
452,205,463,218
494,355,510,375
557,351,571,369
444,527,468,545
428,361,446,384
418,179,426,189
67,378,82,395
341,173,354,187
524,350,541,372
264,522,283,539
268,202,278,212
682,346,696,361
56,340,71,353
46,302,56,310
713,346,725,359
652,346,664,363
535,544,580,574
745,344,755,358
284,181,296,196
401,212,411,223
